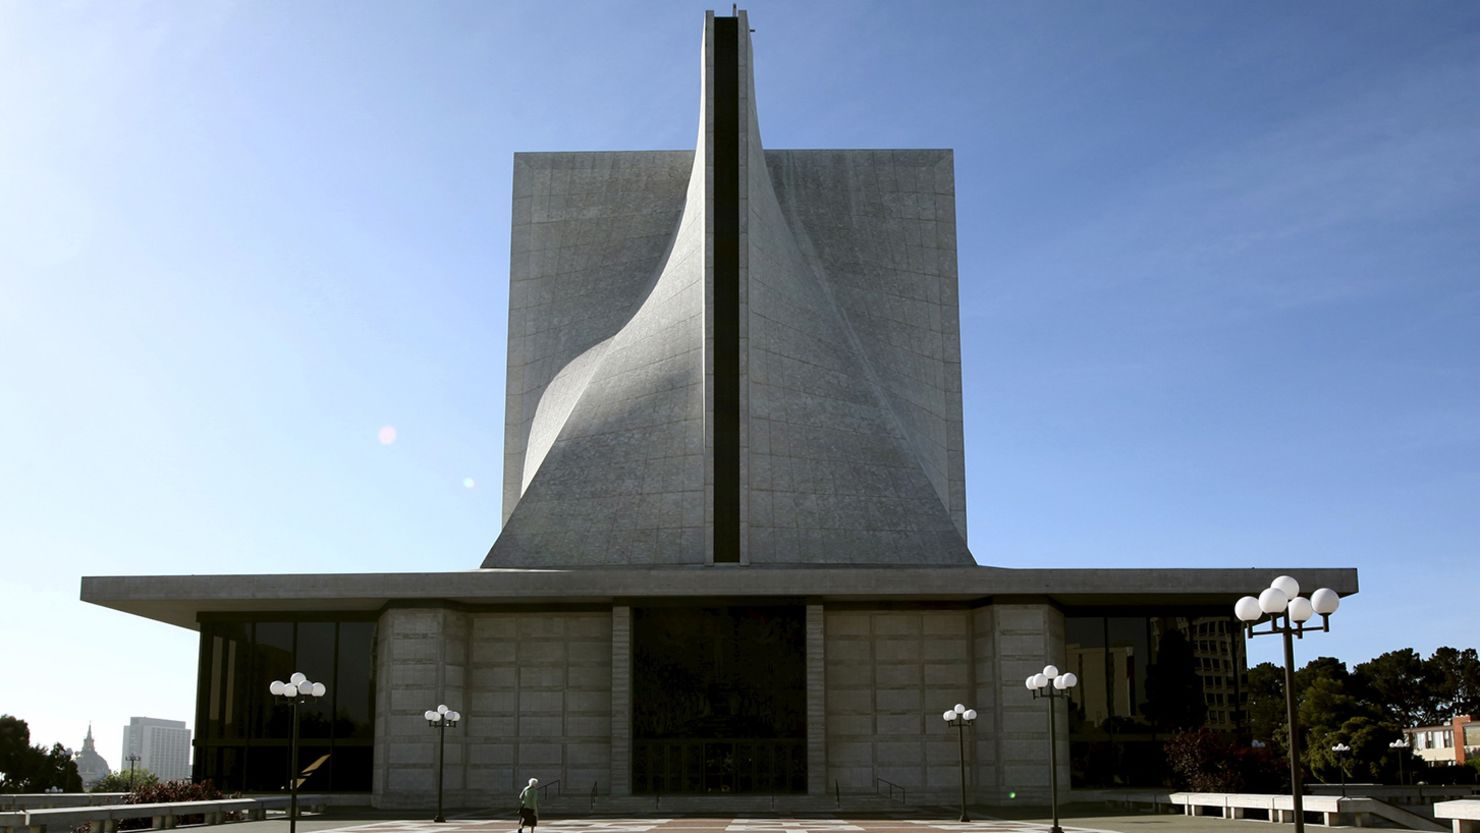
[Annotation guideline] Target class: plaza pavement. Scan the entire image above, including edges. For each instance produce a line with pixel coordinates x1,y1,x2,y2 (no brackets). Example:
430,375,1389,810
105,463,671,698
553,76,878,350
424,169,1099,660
208,808,1382,833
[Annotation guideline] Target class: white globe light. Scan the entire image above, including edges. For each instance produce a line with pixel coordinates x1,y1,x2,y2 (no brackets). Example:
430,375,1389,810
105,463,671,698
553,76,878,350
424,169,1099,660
1043,665,1059,678
963,709,976,721
1061,672,1078,688
1031,673,1049,689
1311,587,1340,615
425,710,437,721
1053,675,1068,689
1271,575,1300,599
954,704,966,714
1288,596,1314,623
1234,596,1262,622
311,682,326,698
944,710,957,722
448,711,460,722
290,672,306,685
1258,587,1289,615
298,680,313,695
438,704,449,714
270,680,285,696
1025,675,1036,689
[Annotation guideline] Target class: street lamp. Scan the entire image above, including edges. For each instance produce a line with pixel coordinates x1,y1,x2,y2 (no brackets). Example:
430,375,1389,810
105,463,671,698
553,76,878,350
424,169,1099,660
1389,737,1410,786
1026,664,1078,833
125,753,141,790
941,703,976,822
1331,743,1351,797
269,672,326,833
424,704,462,823
1235,575,1340,833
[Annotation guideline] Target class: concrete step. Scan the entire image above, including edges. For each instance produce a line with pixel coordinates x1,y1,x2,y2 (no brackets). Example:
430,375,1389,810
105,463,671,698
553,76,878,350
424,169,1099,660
506,793,916,817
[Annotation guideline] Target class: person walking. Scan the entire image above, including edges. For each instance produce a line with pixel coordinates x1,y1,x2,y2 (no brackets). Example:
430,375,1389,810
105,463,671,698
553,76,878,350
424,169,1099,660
517,777,539,833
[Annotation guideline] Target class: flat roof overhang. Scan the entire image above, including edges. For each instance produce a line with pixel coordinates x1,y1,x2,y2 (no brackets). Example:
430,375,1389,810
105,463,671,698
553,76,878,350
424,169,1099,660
81,565,1359,630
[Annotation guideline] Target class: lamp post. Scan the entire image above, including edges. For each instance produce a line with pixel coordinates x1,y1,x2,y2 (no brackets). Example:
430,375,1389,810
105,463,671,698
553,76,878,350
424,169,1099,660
941,703,977,822
424,704,462,823
125,753,141,790
269,672,326,833
1026,665,1077,833
1234,575,1341,833
1388,737,1410,786
1331,743,1351,797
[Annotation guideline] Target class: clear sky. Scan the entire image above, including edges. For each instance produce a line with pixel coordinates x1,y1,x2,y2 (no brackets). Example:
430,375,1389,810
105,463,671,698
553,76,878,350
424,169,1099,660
2,0,1477,770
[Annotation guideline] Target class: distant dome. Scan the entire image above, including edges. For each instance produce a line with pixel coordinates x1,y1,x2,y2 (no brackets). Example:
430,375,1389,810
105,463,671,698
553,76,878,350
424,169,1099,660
75,724,111,790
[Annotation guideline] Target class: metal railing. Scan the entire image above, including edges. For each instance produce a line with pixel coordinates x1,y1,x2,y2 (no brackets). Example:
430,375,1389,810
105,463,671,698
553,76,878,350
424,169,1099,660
876,777,907,805
536,779,561,802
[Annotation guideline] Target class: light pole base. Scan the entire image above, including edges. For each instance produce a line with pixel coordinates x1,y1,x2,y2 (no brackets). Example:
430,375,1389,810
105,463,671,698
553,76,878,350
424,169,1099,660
958,814,970,823
434,817,446,824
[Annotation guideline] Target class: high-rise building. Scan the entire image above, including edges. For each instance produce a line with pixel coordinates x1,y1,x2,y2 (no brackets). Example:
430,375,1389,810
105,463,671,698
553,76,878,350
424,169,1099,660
122,717,191,782
82,8,1359,808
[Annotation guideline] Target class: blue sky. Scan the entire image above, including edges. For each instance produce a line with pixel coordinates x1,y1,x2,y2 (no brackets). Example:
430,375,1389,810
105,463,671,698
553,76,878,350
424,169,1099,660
2,0,1477,766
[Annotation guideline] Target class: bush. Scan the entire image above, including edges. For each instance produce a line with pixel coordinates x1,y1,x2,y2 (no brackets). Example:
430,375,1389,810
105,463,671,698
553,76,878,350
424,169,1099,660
1165,728,1287,792
88,769,158,793
117,780,234,830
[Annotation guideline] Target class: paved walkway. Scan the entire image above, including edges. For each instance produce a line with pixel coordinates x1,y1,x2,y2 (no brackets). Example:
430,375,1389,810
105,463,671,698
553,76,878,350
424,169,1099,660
209,810,1378,833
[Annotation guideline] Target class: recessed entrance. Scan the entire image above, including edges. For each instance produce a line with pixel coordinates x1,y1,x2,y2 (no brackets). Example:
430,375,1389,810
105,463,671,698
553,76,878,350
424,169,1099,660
631,604,806,794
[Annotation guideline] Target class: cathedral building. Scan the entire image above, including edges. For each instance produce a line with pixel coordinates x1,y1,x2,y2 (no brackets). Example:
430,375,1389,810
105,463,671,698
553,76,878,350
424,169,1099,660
83,9,1357,809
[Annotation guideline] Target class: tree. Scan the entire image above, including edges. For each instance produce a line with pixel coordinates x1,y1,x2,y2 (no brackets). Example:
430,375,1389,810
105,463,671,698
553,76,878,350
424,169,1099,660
0,716,82,792
89,769,159,793
1429,647,1480,719
0,715,30,788
1246,662,1287,745
1353,649,1435,726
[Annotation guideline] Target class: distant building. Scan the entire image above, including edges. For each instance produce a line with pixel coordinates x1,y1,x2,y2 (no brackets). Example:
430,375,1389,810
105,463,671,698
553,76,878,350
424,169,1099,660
1404,714,1476,767
122,717,191,782
73,724,110,789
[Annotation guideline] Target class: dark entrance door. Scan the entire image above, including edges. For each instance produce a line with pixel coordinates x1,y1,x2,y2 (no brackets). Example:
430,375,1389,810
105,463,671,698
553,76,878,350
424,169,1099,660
631,604,806,794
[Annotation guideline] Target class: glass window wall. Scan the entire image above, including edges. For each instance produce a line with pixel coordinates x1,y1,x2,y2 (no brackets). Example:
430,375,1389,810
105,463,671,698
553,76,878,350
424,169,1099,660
1064,611,1246,787
194,616,377,792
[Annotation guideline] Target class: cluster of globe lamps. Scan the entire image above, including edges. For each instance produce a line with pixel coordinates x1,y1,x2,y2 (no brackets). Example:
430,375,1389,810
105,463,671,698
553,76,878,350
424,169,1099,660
267,673,326,833
1026,665,1077,833
1234,575,1340,632
425,705,462,823
1232,575,1342,833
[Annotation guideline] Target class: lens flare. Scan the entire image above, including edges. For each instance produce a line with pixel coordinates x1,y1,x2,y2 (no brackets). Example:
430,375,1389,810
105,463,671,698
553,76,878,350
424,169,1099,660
1008,791,1017,799
463,477,476,489
377,425,397,445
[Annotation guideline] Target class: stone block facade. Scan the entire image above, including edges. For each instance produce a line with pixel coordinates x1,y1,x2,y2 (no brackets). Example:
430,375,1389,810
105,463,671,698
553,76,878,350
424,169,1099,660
373,607,613,809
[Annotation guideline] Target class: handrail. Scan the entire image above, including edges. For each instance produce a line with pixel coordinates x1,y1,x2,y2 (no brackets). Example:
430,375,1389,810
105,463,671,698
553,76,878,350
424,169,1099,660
536,779,561,801
590,781,598,811
834,779,840,808
876,777,907,805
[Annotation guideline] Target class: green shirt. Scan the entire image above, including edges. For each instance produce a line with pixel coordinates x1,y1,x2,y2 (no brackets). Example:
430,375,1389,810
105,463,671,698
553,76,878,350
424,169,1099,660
519,785,539,810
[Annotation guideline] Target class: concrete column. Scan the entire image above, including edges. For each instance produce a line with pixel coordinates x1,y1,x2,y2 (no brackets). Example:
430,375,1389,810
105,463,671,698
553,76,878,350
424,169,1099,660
372,607,468,810
805,604,826,795
989,602,1067,803
611,606,632,796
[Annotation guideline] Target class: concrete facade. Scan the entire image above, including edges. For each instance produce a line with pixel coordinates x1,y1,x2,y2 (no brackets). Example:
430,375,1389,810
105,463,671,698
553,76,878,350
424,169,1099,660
373,607,613,809
486,9,970,568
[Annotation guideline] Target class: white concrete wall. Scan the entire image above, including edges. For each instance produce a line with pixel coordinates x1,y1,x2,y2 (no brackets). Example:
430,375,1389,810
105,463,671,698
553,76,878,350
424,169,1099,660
822,603,1065,804
373,607,612,809
823,608,975,801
